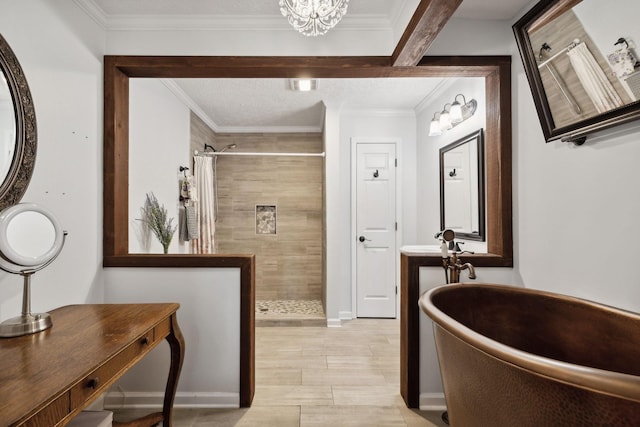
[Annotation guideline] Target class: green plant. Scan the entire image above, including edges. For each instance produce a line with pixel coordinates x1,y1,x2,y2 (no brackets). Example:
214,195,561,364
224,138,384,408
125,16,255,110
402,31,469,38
139,192,176,254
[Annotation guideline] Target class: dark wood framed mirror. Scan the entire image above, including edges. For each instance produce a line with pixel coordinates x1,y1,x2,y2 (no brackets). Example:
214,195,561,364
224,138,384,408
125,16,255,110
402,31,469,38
104,55,512,266
514,0,640,145
0,34,37,210
439,128,485,242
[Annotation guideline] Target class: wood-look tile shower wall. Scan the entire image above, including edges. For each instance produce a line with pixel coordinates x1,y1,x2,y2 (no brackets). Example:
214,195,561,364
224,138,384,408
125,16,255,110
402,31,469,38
190,114,324,301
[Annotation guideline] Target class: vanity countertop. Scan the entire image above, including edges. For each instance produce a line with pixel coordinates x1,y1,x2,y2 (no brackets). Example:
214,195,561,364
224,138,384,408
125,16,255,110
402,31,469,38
399,245,442,255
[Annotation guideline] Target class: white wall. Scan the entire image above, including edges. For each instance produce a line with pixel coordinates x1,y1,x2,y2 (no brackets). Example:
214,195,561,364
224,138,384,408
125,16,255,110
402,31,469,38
104,268,241,407
128,79,190,254
323,104,343,325
0,0,105,320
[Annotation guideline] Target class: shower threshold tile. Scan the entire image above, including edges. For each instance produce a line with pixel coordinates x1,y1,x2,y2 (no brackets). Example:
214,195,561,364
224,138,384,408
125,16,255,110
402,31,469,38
256,299,325,327
256,299,324,315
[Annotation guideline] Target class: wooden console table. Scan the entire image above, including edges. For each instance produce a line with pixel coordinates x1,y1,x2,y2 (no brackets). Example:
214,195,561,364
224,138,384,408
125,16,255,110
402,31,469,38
0,303,184,427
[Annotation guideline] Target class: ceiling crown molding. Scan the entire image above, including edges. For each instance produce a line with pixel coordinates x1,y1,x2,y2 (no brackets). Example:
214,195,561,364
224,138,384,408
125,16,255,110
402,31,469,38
340,108,416,118
72,0,391,32
216,125,323,134
414,79,456,115
72,0,108,28
160,79,219,133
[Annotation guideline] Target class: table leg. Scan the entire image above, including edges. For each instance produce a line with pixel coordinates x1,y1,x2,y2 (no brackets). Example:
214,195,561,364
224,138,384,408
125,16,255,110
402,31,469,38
162,313,185,427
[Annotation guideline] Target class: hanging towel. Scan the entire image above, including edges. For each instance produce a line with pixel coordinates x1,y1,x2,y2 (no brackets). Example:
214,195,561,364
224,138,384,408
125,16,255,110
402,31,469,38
608,47,639,78
185,204,199,240
567,42,624,113
179,206,188,242
181,175,195,201
193,155,216,253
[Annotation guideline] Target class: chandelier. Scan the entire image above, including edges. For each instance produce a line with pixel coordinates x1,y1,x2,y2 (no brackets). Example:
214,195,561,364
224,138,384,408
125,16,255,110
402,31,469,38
279,0,350,37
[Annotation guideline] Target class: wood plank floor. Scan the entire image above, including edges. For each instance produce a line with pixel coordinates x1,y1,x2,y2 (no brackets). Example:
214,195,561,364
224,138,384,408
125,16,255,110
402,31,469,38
112,319,447,426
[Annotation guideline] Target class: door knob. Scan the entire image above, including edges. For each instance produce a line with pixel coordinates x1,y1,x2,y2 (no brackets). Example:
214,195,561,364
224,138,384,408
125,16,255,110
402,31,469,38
358,236,371,242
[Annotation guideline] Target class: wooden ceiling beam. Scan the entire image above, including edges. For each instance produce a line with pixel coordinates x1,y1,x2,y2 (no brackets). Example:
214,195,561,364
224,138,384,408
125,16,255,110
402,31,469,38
392,0,463,67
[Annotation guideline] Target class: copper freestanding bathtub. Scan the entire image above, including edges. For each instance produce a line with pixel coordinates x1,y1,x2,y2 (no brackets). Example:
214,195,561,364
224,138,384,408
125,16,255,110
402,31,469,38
419,283,640,426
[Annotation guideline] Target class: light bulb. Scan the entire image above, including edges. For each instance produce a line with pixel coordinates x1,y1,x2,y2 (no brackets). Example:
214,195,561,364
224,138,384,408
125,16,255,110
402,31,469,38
429,117,442,136
439,108,452,131
450,102,463,123
298,79,312,91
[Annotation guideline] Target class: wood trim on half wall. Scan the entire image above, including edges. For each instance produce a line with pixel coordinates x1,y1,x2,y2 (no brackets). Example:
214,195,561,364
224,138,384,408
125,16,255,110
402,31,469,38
104,254,255,407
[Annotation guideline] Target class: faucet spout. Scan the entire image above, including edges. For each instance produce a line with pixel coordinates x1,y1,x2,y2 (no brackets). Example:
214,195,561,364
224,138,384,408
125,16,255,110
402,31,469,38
444,252,477,282
461,263,476,280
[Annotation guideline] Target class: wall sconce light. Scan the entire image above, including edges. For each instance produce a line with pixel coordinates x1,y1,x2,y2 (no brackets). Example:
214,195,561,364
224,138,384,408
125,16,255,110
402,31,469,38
450,94,477,123
439,103,453,131
429,113,442,136
428,94,477,137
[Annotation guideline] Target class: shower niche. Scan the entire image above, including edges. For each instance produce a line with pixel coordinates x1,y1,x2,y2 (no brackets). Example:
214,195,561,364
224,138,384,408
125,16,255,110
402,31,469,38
255,205,277,235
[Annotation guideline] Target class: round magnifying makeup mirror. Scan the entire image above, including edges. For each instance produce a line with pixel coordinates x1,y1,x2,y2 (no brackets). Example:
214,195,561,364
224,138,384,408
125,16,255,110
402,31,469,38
0,203,66,337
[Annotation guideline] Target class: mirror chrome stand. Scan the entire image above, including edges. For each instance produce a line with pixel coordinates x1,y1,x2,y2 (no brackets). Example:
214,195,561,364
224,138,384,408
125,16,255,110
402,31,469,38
0,270,52,337
0,228,67,338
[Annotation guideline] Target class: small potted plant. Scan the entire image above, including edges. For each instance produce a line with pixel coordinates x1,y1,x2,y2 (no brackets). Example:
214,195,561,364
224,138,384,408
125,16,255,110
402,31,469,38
139,192,176,254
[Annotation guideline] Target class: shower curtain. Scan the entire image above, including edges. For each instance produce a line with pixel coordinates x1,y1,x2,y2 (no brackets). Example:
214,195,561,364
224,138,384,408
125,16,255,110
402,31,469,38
567,42,623,113
193,155,216,253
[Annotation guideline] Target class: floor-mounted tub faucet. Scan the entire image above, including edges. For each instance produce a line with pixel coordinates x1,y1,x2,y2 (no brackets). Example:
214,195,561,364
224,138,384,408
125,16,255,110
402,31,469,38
444,251,476,283
435,229,476,283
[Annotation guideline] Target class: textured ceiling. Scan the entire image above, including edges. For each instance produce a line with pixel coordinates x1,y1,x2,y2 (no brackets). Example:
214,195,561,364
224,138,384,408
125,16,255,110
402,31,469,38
170,77,453,131
455,0,532,20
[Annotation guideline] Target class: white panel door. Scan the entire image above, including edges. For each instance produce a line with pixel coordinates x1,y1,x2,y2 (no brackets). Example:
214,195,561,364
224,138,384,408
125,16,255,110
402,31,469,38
356,143,396,318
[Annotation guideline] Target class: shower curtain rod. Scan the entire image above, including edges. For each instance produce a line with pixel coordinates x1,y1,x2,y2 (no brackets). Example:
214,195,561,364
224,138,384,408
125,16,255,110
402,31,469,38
194,151,325,157
537,39,581,68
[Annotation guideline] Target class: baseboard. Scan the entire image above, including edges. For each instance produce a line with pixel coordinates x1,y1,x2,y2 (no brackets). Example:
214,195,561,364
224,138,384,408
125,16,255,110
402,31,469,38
339,310,353,320
85,394,105,410
104,391,239,409
419,393,447,411
326,318,342,327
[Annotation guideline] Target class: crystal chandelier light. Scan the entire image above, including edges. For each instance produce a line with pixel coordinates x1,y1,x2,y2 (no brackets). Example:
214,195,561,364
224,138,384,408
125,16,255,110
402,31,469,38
279,0,350,37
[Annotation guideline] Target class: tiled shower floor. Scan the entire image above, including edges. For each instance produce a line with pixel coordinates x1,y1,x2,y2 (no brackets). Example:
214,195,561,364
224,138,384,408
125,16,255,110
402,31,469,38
256,300,325,326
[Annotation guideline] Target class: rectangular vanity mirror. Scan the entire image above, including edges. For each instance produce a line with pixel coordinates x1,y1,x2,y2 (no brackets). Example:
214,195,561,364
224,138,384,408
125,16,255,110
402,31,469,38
439,129,485,241
514,0,640,144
